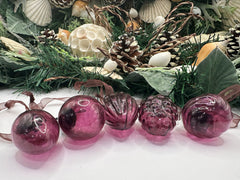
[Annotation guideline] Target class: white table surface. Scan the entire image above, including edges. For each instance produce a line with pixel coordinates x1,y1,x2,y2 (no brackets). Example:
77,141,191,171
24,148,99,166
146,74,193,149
0,88,240,180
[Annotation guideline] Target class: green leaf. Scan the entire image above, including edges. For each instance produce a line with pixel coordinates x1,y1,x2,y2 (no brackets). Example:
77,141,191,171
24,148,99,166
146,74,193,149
135,67,176,96
196,48,239,94
6,5,39,36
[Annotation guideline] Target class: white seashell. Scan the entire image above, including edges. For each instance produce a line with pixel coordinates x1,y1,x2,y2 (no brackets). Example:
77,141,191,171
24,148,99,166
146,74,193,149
139,0,171,23
129,8,138,18
193,6,201,16
148,51,171,67
68,24,112,58
0,36,32,55
153,16,165,28
23,0,52,26
103,59,118,72
83,66,123,79
217,0,240,29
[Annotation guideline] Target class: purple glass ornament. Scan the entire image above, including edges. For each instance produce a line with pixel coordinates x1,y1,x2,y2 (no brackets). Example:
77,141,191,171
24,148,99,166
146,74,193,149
58,95,105,140
103,92,138,130
139,94,178,136
11,110,59,155
182,94,233,138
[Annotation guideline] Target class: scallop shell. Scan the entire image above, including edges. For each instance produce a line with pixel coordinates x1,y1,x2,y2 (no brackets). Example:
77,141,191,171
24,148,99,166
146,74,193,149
68,24,112,58
139,0,172,23
23,0,52,26
217,0,240,29
0,36,32,55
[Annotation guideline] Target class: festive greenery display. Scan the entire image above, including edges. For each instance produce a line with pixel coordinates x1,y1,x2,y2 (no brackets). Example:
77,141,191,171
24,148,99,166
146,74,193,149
0,0,240,108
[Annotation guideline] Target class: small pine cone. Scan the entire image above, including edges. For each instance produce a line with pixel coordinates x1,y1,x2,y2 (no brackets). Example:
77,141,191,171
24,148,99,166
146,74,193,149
38,29,57,44
110,34,142,72
151,31,181,67
226,24,240,58
49,0,76,8
103,0,126,6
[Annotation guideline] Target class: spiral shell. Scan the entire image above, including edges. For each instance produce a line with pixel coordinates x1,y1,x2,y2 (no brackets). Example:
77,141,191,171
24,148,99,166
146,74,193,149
139,0,172,23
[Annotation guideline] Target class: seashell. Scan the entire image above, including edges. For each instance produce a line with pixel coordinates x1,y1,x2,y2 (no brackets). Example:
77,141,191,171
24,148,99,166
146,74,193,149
83,66,123,79
23,0,52,26
126,20,140,31
153,16,165,28
57,28,70,45
72,0,88,17
139,0,171,23
129,8,138,18
193,6,201,16
0,36,32,55
217,0,240,29
68,24,112,58
103,59,118,72
148,51,172,67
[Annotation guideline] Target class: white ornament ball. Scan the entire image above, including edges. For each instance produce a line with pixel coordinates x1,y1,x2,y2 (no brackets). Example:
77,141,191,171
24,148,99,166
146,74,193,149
148,51,171,67
129,8,138,18
153,16,165,28
193,6,201,16
68,24,111,58
103,59,118,72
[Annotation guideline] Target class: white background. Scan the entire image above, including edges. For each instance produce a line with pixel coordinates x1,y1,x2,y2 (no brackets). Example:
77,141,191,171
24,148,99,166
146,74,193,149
0,88,240,180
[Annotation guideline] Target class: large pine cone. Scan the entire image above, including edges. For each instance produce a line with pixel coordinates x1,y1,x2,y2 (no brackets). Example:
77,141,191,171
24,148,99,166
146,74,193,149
110,34,142,72
49,0,76,8
226,24,240,59
151,31,181,67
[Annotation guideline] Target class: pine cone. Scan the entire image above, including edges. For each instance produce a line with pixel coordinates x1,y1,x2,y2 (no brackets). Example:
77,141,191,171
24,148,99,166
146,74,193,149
110,34,142,72
151,31,181,67
103,0,126,6
49,0,76,8
226,24,240,58
38,29,57,44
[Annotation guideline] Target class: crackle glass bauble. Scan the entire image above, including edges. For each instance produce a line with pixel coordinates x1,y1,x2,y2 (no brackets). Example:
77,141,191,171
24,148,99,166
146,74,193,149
182,94,233,138
139,94,178,136
58,95,105,140
11,110,59,155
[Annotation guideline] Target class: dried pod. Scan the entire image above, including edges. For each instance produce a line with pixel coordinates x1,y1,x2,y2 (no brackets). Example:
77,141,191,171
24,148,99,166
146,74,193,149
68,24,112,58
0,37,32,55
103,92,138,130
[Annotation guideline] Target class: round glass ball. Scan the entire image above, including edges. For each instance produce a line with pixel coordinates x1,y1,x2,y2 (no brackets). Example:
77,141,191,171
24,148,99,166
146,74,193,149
182,94,233,138
139,94,178,136
11,110,59,155
58,95,105,140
